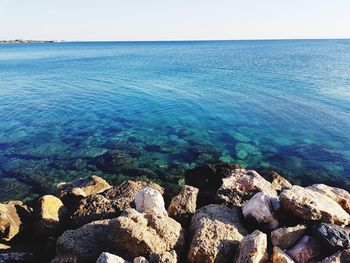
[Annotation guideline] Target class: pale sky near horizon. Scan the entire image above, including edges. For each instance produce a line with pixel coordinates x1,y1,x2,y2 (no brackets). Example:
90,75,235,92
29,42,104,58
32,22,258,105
1,0,350,41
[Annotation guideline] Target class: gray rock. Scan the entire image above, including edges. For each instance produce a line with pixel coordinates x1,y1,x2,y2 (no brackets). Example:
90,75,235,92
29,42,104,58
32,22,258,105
312,223,350,249
320,248,350,263
96,252,130,263
287,235,321,263
271,225,308,249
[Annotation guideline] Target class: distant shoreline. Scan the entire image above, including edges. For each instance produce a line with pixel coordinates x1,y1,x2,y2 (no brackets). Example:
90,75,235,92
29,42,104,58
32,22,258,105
0,39,65,44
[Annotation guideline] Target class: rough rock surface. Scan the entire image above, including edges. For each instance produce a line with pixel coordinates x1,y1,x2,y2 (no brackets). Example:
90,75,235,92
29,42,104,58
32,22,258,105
109,209,185,258
307,184,350,214
149,250,177,263
96,252,130,263
167,185,198,226
312,223,350,249
133,257,149,263
266,171,293,191
235,230,268,263
216,169,277,207
271,225,308,249
188,204,248,263
280,186,350,225
0,252,35,262
36,195,68,236
242,192,279,230
286,235,321,263
52,219,114,263
320,248,350,263
135,188,167,215
272,247,295,263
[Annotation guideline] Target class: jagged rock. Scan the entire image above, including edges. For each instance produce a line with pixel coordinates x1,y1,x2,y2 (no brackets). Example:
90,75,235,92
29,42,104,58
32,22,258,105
320,248,350,263
235,230,268,263
149,250,177,263
0,201,31,241
312,223,350,249
271,225,308,249
52,218,114,263
287,235,321,263
93,150,135,173
133,257,149,263
0,252,35,262
167,185,198,226
280,186,350,225
216,169,277,207
35,195,68,236
135,188,167,216
109,209,185,258
188,204,248,263
263,171,293,191
57,175,111,209
272,247,295,263
0,243,11,251
307,184,350,214
96,252,130,263
242,192,279,230
71,181,163,227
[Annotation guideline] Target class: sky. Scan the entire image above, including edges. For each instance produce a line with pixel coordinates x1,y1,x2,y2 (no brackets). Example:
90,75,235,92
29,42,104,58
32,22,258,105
1,0,350,41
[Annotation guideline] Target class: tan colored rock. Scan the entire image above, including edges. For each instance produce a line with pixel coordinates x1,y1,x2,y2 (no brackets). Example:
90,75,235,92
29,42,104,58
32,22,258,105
167,185,198,226
149,250,177,263
242,192,279,230
216,169,277,207
188,204,248,263
109,209,185,258
0,243,11,251
36,195,68,236
235,230,268,263
280,186,350,225
269,172,293,191
307,184,350,214
321,248,350,263
272,247,295,263
271,225,307,249
287,235,321,263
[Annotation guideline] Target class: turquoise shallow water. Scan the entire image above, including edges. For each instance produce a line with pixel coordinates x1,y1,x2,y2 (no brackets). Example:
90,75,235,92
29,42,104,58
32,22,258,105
1,40,350,201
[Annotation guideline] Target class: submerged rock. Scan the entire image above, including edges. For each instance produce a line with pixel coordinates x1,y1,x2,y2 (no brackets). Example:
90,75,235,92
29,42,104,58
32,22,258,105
135,188,167,216
216,168,277,207
188,204,248,263
96,252,130,263
93,150,135,173
272,247,295,263
286,235,321,263
109,209,185,258
280,186,350,225
235,230,268,263
312,223,350,249
271,224,308,249
242,192,279,230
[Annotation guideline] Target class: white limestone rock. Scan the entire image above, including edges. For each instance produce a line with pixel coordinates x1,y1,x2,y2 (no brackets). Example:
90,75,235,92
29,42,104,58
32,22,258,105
135,188,167,215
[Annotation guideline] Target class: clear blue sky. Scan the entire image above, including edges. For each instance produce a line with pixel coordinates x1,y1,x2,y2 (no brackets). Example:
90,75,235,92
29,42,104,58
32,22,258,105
1,0,350,41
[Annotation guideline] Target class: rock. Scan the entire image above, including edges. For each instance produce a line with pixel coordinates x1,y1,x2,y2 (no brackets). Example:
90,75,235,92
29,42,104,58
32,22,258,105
109,209,185,258
286,235,321,263
280,186,350,225
235,230,268,263
133,257,149,263
272,247,295,263
93,150,135,173
216,169,277,207
0,243,11,251
57,175,111,209
242,192,279,230
96,252,130,263
0,252,35,262
307,184,350,214
0,201,31,241
35,195,68,236
149,250,177,263
312,223,350,249
320,248,350,263
52,218,114,263
167,185,198,226
188,204,248,263
135,188,167,216
271,225,308,249
71,181,163,227
262,171,293,191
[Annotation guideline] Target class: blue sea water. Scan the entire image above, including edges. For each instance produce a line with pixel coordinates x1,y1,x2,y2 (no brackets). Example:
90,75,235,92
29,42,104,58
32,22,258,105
1,40,350,201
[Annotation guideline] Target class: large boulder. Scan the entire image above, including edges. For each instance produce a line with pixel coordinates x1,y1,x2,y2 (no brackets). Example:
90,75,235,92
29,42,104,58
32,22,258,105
280,186,350,225
242,192,279,230
109,209,185,259
167,185,198,226
216,169,277,207
135,188,167,216
271,247,295,263
52,218,114,263
96,252,130,263
235,230,268,263
0,201,32,242
271,225,308,249
188,204,248,263
35,195,68,237
312,223,350,249
307,184,350,214
286,235,321,263
321,248,350,263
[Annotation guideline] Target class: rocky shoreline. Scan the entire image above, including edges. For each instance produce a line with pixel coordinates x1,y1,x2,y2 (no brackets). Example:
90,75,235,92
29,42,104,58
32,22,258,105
1,163,350,262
